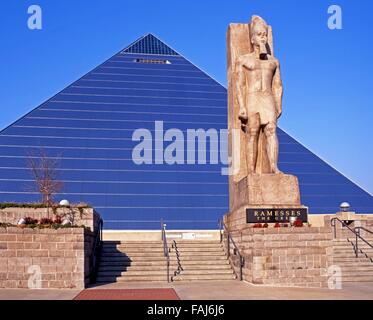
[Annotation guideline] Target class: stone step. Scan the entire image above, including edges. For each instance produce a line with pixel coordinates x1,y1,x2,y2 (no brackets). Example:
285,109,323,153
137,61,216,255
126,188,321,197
102,245,162,250
333,238,373,243
176,269,234,275
172,274,236,281
171,241,222,244
334,262,373,267
169,256,228,261
333,248,364,252
98,267,166,273
334,252,373,259
103,244,224,250
332,257,372,263
100,254,227,261
332,251,358,255
99,259,230,266
96,275,167,282
333,244,373,248
170,251,225,258
100,256,165,262
104,240,221,245
101,248,225,256
100,252,164,258
97,270,169,277
98,264,232,272
357,247,373,252
102,247,164,252
333,246,356,250
97,268,234,277
332,253,371,258
101,247,223,253
103,241,162,245
340,269,373,275
168,240,222,244
335,276,373,282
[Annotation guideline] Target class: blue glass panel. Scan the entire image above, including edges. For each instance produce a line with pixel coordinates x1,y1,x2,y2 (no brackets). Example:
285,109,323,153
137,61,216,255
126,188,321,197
122,34,179,56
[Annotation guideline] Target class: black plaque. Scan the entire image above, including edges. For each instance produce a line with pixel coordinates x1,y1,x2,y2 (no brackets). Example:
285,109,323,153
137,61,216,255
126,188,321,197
246,208,308,223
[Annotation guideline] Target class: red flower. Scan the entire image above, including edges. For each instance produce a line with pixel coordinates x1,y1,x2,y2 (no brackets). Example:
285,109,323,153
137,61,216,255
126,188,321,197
54,216,62,224
294,220,303,227
274,222,281,228
24,217,38,225
39,217,54,225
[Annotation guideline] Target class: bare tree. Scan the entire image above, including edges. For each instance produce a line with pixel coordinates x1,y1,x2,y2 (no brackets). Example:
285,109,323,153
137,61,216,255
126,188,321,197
26,148,63,213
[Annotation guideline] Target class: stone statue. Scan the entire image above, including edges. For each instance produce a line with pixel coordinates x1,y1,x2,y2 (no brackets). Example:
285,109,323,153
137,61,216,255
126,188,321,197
236,15,283,175
227,15,304,212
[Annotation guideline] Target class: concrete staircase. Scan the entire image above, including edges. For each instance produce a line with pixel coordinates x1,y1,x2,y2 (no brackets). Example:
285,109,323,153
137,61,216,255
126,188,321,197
95,240,236,283
170,240,236,281
332,238,373,282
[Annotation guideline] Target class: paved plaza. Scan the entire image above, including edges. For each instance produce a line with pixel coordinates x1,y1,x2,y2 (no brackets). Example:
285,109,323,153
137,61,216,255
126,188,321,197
1,281,372,300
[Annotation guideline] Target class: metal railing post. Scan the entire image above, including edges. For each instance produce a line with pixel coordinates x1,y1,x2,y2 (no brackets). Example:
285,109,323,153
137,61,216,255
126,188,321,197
161,218,164,242
331,219,336,239
354,226,373,259
227,235,230,258
166,260,169,282
240,256,243,281
160,218,170,282
355,229,359,258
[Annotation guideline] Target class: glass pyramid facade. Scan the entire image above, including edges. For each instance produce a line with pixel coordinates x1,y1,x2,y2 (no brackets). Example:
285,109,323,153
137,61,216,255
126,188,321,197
0,34,372,229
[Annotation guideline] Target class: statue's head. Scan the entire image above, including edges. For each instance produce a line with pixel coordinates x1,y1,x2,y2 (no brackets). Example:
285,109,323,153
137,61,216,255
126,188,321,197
250,15,268,52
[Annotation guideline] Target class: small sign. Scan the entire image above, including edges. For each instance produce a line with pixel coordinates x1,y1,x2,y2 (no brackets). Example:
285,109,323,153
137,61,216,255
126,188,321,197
246,208,308,223
182,233,196,240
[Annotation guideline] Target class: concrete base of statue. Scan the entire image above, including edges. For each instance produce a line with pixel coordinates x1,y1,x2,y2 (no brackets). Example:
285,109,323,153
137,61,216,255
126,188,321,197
230,173,300,209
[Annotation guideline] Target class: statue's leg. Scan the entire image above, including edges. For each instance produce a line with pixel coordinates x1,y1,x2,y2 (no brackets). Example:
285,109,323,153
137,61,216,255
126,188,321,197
246,114,260,174
264,122,281,174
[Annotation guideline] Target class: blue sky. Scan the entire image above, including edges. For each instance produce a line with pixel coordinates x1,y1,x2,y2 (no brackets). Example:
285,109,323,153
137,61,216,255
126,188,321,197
0,0,372,194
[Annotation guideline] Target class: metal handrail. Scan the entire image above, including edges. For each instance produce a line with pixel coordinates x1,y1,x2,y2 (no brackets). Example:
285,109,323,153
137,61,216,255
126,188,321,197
89,218,103,283
331,218,373,258
331,217,356,239
161,219,170,283
171,240,183,281
355,227,373,259
219,220,245,281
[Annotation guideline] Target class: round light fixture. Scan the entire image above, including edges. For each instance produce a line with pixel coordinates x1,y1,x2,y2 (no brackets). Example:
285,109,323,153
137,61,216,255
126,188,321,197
59,199,70,206
17,218,26,225
62,219,72,226
340,202,350,212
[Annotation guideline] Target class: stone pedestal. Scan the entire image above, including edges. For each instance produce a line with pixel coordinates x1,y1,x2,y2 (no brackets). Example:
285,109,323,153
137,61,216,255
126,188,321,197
232,174,301,210
227,173,307,229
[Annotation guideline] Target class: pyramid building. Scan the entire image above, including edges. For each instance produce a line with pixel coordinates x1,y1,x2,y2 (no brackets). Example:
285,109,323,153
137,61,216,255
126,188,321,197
0,34,372,229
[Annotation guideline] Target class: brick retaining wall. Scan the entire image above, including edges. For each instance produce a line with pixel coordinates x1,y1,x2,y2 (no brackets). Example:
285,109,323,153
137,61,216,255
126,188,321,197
0,226,94,289
223,226,333,288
